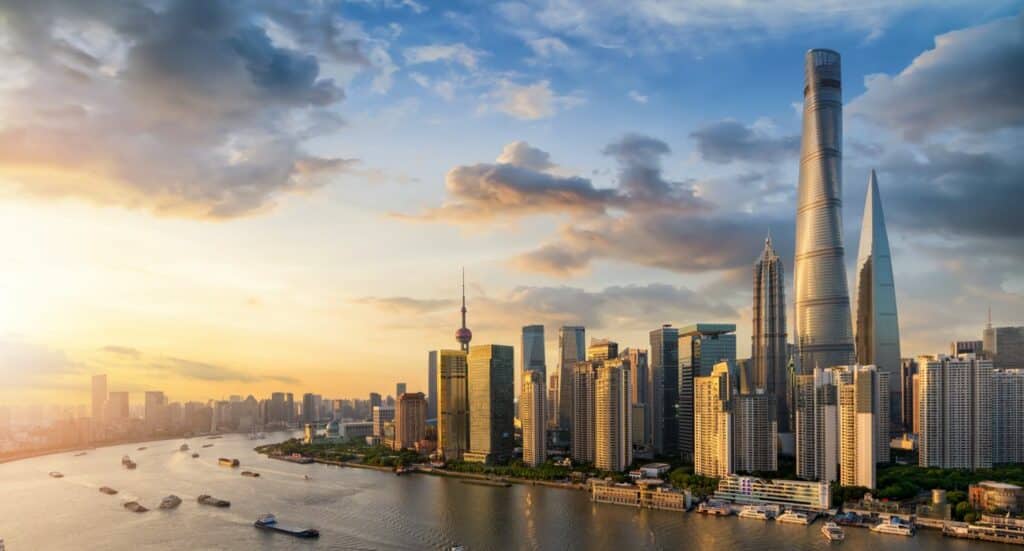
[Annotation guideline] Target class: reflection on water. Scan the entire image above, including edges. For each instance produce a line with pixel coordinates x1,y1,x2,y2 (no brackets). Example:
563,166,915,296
0,434,1010,550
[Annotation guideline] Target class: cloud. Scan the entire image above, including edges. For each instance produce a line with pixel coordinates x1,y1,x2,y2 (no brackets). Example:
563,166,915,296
403,43,482,68
527,37,571,57
353,296,456,314
150,357,297,384
628,90,649,104
0,0,367,219
101,346,142,359
848,13,1024,141
496,141,555,171
690,120,799,164
0,337,83,388
485,79,584,120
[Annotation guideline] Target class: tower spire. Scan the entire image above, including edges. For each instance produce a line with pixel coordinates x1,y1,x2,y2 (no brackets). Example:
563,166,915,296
455,267,472,353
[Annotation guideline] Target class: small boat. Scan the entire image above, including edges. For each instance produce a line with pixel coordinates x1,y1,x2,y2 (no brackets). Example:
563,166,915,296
179,443,190,452
192,453,200,458
777,510,811,525
738,505,774,520
48,471,64,478
394,466,411,475
241,471,260,478
202,444,214,448
206,435,222,440
822,521,845,541
697,500,732,516
197,494,230,507
304,475,311,481
450,546,466,551
219,458,240,467
870,516,914,536
73,451,87,457
123,501,148,513
254,514,320,538
137,447,147,451
99,486,118,495
159,495,182,509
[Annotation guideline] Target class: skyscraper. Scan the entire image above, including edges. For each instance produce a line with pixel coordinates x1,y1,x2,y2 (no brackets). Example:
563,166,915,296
427,351,438,420
983,325,1024,369
795,369,839,482
595,358,632,472
994,369,1024,464
372,405,395,438
522,369,546,467
836,365,886,489
794,49,855,373
144,391,166,431
91,374,107,431
679,323,735,462
650,325,679,456
854,170,902,437
396,383,407,398
621,347,650,446
437,349,469,461
558,326,586,431
395,392,427,450
694,362,732,478
752,236,789,433
547,373,560,429
571,359,600,463
900,358,918,434
106,391,129,421
455,269,472,353
918,354,993,470
466,344,515,464
302,393,317,423
587,339,618,361
522,325,546,378
732,391,778,474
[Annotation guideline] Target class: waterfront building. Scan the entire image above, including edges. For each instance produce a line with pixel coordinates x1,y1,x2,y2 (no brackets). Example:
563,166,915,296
595,359,632,472
679,323,736,462
714,475,831,512
854,170,902,438
521,369,546,467
522,325,546,379
91,374,107,433
693,362,732,478
395,393,427,450
795,368,839,482
836,365,887,489
732,391,778,473
993,369,1024,464
558,326,586,432
437,349,469,461
591,479,692,512
969,482,1024,514
372,405,395,438
621,348,650,446
587,339,618,362
918,354,993,470
752,237,789,432
466,344,515,464
427,351,438,420
649,325,679,456
984,325,1024,369
571,360,600,463
794,49,856,374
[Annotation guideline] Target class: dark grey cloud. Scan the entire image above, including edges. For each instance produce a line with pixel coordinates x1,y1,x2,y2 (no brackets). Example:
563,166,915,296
848,13,1024,141
402,136,706,222
690,120,799,164
0,0,370,218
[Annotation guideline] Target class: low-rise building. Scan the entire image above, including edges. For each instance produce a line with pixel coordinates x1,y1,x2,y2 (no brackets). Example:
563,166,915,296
341,421,374,440
969,481,1024,514
714,475,830,512
591,479,692,512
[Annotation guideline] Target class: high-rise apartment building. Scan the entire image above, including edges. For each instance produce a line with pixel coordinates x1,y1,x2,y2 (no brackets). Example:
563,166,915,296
900,358,918,434
993,369,1024,464
752,236,789,433
522,325,546,378
466,344,515,464
91,374,107,428
437,349,469,461
395,392,427,450
918,354,992,470
679,323,735,462
558,326,586,432
984,326,1024,369
571,360,600,463
694,362,732,478
650,325,679,456
595,358,632,472
427,351,438,420
521,369,546,467
372,405,395,438
794,49,855,374
854,170,902,437
836,365,886,489
732,391,778,473
621,348,649,446
547,373,560,429
795,369,839,482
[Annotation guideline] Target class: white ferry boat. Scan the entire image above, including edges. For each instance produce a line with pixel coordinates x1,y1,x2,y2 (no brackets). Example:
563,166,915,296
777,510,811,525
870,516,914,536
738,505,774,521
697,500,733,516
821,521,845,541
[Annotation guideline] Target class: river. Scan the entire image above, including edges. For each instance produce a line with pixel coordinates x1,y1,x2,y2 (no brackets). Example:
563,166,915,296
0,433,1014,550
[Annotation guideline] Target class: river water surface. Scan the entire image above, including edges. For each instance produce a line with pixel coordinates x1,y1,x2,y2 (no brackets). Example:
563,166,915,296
0,433,1014,550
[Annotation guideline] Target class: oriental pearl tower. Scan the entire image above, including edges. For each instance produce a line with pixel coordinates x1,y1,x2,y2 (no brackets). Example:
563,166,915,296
455,268,472,353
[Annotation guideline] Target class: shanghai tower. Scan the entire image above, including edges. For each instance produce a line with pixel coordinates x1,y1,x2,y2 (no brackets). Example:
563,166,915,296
794,49,854,373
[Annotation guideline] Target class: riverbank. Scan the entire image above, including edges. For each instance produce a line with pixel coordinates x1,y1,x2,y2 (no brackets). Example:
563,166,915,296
0,435,181,465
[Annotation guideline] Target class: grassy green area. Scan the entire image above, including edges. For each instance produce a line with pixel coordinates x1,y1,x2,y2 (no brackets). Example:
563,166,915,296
668,467,719,499
875,463,1024,501
255,438,419,467
444,459,572,481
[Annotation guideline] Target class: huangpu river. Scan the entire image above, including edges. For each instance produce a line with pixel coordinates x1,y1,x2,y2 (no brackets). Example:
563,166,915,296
0,433,1013,550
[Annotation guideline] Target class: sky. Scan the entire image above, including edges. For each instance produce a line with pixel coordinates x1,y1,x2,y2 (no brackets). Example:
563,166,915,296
1,0,1022,407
